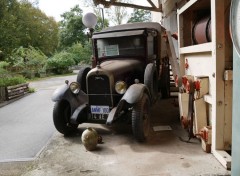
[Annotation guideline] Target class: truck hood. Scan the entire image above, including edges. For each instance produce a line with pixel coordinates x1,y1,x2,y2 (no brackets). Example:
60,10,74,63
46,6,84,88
101,59,143,74
88,59,144,78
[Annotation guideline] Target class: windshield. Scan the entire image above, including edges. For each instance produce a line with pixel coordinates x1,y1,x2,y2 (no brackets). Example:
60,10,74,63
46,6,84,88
96,36,145,58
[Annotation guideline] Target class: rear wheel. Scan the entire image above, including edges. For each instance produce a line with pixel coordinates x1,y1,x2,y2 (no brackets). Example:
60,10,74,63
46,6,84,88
53,101,78,135
132,93,150,142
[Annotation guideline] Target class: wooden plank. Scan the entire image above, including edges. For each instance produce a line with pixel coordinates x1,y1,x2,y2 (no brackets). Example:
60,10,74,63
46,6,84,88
204,94,212,104
194,98,208,134
7,88,28,97
213,150,231,170
211,0,228,152
224,81,232,151
166,31,180,81
5,83,29,100
0,87,6,102
7,83,29,90
7,86,28,93
162,0,175,17
177,0,198,15
178,93,189,118
179,43,212,54
8,92,25,100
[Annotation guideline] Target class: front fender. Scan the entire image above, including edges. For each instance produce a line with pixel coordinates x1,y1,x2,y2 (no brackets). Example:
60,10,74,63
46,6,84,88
52,84,69,102
106,84,150,125
122,83,150,104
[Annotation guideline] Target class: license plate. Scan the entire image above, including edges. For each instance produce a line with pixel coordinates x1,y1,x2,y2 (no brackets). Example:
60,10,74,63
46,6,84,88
91,114,108,120
91,105,109,114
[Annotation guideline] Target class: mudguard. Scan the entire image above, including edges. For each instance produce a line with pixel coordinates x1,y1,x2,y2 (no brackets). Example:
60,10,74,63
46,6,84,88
121,83,150,104
52,83,88,124
106,83,150,125
52,84,69,102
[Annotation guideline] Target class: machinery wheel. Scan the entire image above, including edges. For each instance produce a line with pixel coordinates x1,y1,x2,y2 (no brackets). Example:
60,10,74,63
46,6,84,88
132,93,150,142
144,63,158,103
53,101,78,135
76,67,91,93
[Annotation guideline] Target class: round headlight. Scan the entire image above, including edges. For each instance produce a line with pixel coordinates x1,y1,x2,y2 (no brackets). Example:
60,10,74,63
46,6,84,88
70,82,81,94
115,81,127,94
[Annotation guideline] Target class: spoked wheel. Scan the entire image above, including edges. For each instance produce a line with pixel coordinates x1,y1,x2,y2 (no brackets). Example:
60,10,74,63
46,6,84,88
132,93,151,142
53,100,78,135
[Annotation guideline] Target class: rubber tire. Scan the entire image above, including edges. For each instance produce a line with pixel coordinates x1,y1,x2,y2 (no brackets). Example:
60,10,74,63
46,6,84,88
160,62,170,99
76,67,91,93
144,63,158,103
53,101,78,135
132,93,150,142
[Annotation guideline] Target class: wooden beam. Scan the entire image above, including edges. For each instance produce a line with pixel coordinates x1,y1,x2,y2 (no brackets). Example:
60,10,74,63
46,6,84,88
94,0,162,12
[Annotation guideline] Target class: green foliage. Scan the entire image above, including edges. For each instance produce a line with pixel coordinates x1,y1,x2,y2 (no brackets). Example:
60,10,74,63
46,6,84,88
0,0,58,59
0,61,9,68
7,46,47,78
16,1,59,56
28,87,35,93
59,5,87,48
94,16,109,32
0,75,26,87
127,9,151,23
0,61,10,76
66,42,92,64
47,51,75,74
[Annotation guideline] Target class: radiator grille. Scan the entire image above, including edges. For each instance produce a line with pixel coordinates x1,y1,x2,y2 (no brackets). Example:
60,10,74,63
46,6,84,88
87,75,112,107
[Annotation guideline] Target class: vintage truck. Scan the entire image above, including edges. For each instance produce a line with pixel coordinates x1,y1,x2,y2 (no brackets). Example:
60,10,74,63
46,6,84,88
51,22,167,141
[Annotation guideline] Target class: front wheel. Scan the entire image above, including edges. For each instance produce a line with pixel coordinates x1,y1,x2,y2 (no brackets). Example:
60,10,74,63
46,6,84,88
144,63,158,103
53,101,78,135
132,93,151,142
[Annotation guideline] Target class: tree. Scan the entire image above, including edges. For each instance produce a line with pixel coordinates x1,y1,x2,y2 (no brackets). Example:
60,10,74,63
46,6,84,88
94,15,109,32
0,0,21,59
58,5,87,48
127,9,151,23
16,1,59,56
0,0,59,59
66,42,92,64
105,0,131,25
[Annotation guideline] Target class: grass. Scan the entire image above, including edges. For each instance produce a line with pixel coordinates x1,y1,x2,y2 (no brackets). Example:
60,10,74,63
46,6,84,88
28,87,36,93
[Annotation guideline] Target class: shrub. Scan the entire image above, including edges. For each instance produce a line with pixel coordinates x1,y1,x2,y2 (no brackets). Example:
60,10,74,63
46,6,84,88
0,61,10,76
47,51,75,74
66,42,92,64
0,61,9,68
7,46,47,77
0,75,26,87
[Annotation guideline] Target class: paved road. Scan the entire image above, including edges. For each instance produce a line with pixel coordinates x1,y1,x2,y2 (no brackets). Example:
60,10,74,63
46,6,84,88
0,75,77,162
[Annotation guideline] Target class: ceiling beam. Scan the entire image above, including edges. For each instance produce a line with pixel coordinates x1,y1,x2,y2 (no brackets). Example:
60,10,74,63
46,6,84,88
93,0,162,12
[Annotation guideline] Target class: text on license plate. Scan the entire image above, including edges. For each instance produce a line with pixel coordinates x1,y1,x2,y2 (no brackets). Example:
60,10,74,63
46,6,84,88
91,105,109,114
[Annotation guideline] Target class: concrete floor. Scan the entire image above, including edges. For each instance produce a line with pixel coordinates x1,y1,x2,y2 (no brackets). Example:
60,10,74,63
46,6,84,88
0,98,231,176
